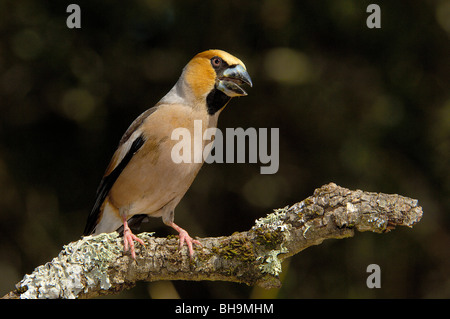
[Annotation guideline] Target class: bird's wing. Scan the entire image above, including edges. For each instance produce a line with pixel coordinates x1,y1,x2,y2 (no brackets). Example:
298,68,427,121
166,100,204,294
83,106,158,235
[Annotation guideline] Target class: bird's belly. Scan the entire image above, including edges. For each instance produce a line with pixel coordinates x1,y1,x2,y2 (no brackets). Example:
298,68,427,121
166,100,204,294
109,153,203,217
108,107,216,218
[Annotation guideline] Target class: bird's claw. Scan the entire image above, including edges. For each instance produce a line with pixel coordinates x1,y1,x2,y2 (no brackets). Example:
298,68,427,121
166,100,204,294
123,226,145,259
178,230,201,257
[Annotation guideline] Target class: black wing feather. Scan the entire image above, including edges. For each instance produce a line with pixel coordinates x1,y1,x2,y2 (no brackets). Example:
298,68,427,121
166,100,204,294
83,134,145,235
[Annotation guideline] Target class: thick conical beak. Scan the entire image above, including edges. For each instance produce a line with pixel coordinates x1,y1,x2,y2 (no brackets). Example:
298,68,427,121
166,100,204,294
217,64,253,97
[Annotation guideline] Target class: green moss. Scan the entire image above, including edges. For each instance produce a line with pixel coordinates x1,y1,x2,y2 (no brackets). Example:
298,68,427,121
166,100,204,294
253,227,283,250
214,237,256,263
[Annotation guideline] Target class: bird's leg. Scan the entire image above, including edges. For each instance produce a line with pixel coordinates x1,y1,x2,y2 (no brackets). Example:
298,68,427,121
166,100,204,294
169,222,201,257
122,217,145,259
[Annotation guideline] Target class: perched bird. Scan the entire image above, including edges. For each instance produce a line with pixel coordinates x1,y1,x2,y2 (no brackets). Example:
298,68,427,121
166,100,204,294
83,49,252,258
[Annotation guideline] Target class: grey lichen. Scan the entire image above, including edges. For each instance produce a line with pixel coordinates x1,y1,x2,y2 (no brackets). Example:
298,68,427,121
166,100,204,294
257,244,288,276
17,232,153,299
253,205,290,232
252,206,291,277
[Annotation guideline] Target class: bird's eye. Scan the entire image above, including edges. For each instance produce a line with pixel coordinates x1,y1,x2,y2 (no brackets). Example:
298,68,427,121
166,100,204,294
211,57,222,68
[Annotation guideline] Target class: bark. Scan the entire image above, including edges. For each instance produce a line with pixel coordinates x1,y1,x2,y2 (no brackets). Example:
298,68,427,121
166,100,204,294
2,183,423,299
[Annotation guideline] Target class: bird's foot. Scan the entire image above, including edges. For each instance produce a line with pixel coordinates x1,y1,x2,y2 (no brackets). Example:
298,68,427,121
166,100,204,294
123,220,145,259
169,222,201,257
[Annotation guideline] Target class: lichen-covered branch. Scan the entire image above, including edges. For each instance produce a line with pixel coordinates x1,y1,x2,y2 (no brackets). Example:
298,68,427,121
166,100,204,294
2,183,423,299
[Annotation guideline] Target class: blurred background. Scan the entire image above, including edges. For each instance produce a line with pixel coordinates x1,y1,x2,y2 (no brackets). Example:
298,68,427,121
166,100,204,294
0,0,449,298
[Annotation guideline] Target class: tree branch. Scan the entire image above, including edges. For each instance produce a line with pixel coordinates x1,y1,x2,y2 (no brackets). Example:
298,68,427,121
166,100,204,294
2,183,423,299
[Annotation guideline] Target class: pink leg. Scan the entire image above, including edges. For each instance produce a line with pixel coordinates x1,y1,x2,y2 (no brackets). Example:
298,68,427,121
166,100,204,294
122,217,145,259
169,222,201,257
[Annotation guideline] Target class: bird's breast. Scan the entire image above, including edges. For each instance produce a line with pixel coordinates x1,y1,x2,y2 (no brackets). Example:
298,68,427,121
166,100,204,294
108,103,218,216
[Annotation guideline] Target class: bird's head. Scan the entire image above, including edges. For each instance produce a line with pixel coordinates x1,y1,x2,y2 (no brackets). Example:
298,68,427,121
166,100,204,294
181,49,252,115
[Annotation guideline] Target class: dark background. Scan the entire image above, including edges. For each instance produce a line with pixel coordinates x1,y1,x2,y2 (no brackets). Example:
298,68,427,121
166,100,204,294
0,0,449,298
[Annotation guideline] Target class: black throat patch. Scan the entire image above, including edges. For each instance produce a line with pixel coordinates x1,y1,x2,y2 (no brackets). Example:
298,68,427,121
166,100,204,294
206,88,231,115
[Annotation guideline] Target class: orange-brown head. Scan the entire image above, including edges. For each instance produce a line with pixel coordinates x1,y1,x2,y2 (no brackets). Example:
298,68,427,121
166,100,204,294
176,49,252,114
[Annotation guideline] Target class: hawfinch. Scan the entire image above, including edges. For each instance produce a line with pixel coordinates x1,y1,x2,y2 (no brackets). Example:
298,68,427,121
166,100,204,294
83,49,252,258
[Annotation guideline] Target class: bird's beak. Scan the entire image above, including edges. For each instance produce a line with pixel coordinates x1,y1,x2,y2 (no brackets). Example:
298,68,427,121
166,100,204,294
217,64,253,97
